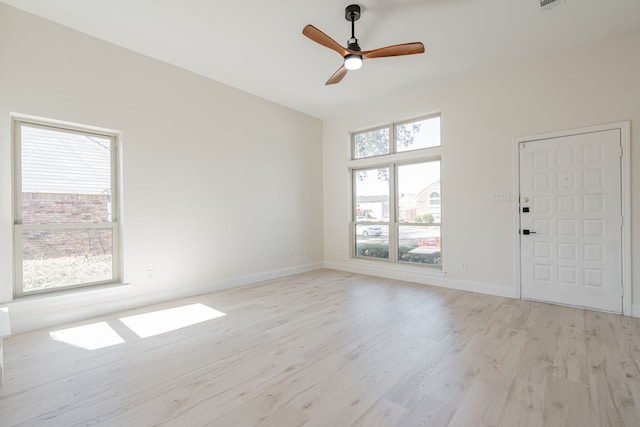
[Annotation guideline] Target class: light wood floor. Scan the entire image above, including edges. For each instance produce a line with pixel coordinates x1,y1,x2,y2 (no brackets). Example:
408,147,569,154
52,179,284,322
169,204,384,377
1,269,639,426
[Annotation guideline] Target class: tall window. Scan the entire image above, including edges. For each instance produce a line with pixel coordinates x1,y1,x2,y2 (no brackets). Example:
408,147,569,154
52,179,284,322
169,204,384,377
13,118,120,296
351,115,441,266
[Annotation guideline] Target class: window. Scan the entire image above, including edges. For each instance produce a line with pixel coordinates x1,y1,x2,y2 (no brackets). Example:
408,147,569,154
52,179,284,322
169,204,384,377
13,118,120,296
353,127,390,159
351,115,441,266
353,116,440,158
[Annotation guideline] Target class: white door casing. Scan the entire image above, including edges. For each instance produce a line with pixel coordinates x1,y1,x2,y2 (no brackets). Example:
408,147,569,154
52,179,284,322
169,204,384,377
519,129,623,313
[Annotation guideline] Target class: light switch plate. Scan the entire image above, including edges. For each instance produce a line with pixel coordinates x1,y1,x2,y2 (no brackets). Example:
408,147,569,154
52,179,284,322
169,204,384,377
491,192,511,202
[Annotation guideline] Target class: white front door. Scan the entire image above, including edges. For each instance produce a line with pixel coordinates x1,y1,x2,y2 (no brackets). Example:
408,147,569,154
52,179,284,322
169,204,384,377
519,129,622,312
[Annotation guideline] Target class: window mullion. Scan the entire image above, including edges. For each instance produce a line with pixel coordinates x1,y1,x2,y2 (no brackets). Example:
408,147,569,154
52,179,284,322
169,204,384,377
18,223,115,231
13,120,24,225
391,124,396,155
389,163,398,263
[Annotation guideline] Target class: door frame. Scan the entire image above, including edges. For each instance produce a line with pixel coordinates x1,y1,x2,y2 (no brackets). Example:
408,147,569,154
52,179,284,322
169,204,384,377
513,121,631,314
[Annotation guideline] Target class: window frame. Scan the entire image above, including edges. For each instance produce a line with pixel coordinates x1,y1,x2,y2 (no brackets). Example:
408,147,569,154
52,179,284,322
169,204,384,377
351,114,441,160
12,117,122,297
349,114,442,267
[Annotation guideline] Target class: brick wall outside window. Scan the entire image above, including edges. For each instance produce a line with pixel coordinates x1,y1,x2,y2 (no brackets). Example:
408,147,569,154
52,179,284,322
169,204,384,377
21,192,112,259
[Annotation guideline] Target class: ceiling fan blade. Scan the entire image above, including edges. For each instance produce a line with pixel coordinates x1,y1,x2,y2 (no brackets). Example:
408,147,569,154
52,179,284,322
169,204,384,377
303,25,348,57
361,42,425,59
326,65,348,85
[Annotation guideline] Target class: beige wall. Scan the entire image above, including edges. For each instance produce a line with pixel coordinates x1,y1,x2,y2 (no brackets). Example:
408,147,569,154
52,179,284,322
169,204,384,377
323,28,640,311
0,4,324,332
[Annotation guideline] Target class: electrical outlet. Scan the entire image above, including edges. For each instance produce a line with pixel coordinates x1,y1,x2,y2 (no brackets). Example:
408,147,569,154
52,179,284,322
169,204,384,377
459,261,466,270
146,269,155,280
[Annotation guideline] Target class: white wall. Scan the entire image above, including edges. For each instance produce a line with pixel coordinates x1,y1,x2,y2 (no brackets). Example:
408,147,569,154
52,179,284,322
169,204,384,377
0,4,324,333
323,28,640,309
2,5,638,334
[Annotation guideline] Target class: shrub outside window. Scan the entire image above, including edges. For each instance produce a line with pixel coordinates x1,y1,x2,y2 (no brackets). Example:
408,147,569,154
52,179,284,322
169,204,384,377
13,118,121,296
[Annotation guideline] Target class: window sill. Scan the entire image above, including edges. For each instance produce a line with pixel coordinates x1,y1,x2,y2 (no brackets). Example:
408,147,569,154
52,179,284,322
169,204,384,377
347,257,447,279
9,282,131,307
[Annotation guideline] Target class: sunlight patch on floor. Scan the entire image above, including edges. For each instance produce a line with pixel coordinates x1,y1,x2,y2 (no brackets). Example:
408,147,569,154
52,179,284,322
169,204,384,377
50,321,125,350
119,303,226,338
49,304,227,350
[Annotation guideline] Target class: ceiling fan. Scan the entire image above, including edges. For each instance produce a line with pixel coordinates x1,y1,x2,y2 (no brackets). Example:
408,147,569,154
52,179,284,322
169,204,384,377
303,4,425,85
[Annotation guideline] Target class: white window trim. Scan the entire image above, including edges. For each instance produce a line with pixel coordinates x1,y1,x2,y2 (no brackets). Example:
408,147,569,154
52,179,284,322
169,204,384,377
349,115,442,268
12,115,122,297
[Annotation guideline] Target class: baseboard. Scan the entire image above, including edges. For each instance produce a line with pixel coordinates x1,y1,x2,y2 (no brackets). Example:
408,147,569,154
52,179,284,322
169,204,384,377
324,260,518,299
7,261,323,334
632,305,640,318
207,262,324,290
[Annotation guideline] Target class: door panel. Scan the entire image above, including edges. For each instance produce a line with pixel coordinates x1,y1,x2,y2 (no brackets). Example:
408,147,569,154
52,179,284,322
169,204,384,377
519,129,622,312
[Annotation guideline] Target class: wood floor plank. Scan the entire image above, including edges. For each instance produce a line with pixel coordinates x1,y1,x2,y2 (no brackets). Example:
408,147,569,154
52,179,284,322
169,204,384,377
445,379,509,427
395,394,456,427
544,376,596,427
497,375,546,427
350,397,407,427
1,269,639,426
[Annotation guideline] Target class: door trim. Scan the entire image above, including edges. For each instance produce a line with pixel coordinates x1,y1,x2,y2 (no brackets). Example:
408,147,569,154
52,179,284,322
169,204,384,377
513,121,631,314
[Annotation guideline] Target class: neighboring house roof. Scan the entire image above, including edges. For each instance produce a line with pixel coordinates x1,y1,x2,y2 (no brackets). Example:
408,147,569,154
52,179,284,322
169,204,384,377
21,124,112,195
356,195,389,204
417,180,441,198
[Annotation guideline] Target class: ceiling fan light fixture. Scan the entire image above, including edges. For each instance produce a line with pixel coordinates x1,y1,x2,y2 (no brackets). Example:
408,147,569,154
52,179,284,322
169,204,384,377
344,54,363,70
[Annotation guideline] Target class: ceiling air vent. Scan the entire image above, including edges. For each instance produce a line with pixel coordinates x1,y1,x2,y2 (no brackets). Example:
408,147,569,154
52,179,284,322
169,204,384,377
539,0,565,11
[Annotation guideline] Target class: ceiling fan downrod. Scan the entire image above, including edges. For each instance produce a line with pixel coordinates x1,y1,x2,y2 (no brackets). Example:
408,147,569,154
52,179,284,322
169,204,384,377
345,4,361,51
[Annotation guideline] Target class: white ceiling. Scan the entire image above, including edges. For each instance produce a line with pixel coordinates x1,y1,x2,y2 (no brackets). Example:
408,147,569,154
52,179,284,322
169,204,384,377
2,0,640,119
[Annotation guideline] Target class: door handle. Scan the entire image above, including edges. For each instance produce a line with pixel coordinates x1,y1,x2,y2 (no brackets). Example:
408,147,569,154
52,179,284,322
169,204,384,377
522,229,536,235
